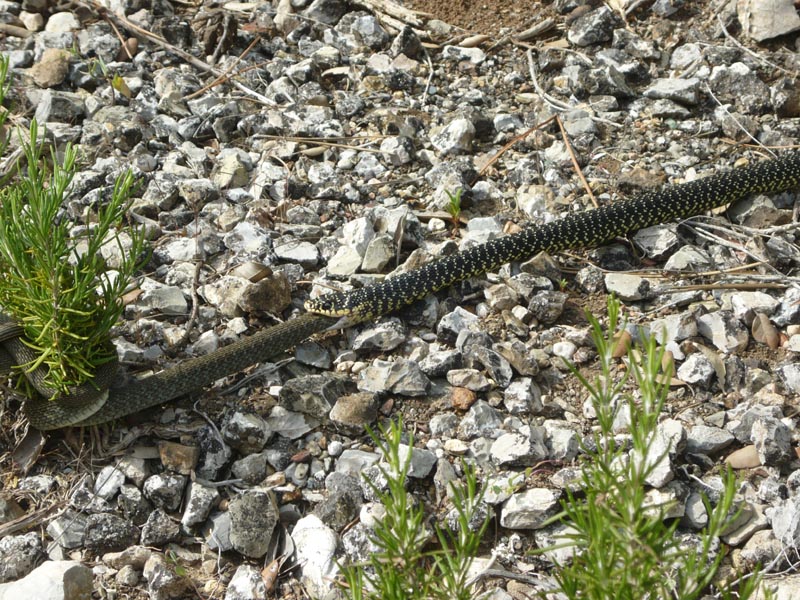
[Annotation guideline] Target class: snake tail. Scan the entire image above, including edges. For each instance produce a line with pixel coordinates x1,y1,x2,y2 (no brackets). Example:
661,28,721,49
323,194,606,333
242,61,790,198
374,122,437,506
22,313,336,430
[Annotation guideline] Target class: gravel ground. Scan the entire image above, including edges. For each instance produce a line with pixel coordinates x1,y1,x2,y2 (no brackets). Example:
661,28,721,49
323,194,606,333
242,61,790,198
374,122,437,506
1,0,800,598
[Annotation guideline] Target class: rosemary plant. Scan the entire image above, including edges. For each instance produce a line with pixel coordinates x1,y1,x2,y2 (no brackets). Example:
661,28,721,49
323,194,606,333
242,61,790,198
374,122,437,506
539,296,765,600
342,417,489,600
0,56,147,395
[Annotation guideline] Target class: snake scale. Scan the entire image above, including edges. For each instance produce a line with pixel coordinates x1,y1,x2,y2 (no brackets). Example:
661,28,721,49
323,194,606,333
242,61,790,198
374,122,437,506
2,151,800,430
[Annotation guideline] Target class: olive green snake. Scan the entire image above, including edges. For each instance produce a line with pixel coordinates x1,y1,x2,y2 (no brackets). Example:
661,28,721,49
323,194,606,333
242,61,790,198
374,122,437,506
3,151,800,430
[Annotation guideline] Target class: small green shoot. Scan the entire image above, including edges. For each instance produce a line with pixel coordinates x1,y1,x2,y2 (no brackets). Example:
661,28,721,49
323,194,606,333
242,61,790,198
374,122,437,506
445,188,463,235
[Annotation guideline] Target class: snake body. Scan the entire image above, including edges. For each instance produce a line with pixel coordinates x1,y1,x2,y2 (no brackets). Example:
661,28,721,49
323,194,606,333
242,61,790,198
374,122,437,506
306,151,800,319
3,152,800,429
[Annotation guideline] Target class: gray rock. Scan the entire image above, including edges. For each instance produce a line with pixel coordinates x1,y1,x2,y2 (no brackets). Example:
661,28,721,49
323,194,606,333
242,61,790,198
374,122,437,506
116,456,150,486
685,425,735,455
500,488,561,529
681,491,708,530
33,89,85,123
632,419,684,488
643,78,701,105
182,482,220,529
441,45,485,64
574,264,606,294
604,273,653,301
340,521,381,564
222,411,272,454
46,511,88,550
751,417,794,466
458,400,504,439
142,473,187,512
484,283,520,311
84,513,139,554
351,13,390,48
429,413,459,437
773,286,800,326
467,346,514,388
315,473,362,531
446,368,493,392
352,319,406,352
697,311,749,353
354,152,387,180
295,341,332,369
95,465,126,500
359,465,391,502
419,348,462,377
708,62,770,115
726,404,783,443
552,341,577,363
642,481,687,520
495,340,540,377
143,554,190,600
384,444,437,479
490,429,548,467
140,509,180,547
652,0,684,16
503,378,543,415
430,117,475,156
649,312,698,346
722,501,769,546
335,449,381,476
527,291,568,324
463,216,503,246
544,420,580,461
326,245,362,275
204,511,233,552
567,7,620,47
563,110,596,137
212,150,251,189
632,224,680,257
739,530,782,572
738,0,800,42
118,484,152,526
229,490,279,558
358,358,430,396
274,240,319,267
293,515,338,598
225,222,272,258
68,477,109,512
778,363,800,394
380,136,414,166
361,234,395,273
196,426,234,482
225,565,267,600
663,245,713,271
176,178,221,207
279,374,348,419
0,560,91,600
729,291,779,326
677,353,716,387
0,533,43,582
483,471,526,505
303,0,346,25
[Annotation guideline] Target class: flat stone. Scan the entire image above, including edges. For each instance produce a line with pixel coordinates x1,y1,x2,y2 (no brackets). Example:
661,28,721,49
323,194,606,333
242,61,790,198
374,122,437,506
500,488,561,529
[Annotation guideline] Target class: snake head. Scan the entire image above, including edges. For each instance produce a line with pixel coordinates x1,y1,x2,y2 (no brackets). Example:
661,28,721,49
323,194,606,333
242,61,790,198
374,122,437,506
304,292,348,317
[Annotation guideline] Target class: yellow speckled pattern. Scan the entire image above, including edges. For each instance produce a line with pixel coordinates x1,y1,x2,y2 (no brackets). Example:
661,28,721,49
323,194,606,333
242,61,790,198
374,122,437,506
306,152,800,322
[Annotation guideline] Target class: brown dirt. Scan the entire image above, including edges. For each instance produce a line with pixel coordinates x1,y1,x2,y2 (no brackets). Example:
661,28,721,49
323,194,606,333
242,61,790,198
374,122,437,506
404,0,540,36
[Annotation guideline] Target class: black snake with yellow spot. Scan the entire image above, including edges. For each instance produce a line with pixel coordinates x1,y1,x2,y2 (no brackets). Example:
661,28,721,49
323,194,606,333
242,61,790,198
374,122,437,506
3,151,800,430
